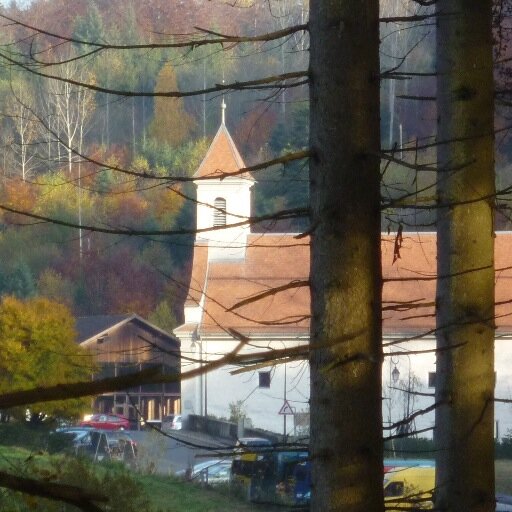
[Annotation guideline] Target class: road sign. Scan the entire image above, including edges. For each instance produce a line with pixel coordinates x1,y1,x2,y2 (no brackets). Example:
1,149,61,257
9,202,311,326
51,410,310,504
278,400,295,415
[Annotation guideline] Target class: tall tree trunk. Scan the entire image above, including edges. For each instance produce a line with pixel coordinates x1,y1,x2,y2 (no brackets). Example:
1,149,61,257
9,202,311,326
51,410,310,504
309,1,383,511
435,2,495,512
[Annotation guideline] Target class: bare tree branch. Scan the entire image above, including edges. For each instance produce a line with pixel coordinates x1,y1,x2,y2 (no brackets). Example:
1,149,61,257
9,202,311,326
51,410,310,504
0,49,308,97
226,279,309,312
0,471,107,512
0,202,308,237
0,12,307,57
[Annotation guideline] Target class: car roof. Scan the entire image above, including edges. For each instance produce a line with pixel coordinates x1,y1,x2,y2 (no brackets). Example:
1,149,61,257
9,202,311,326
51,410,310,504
90,413,128,419
237,437,272,446
55,426,94,432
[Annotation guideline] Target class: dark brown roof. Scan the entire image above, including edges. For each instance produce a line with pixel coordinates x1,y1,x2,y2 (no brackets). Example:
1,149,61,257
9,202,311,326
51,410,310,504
76,314,179,345
75,314,132,343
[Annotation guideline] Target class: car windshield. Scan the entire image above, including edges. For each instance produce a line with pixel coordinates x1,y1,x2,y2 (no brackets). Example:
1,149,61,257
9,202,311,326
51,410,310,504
206,463,230,476
237,438,272,448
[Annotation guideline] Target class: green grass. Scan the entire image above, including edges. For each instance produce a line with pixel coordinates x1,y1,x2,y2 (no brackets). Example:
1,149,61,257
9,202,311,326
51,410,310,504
1,445,511,510
496,460,512,495
0,445,270,511
136,475,264,512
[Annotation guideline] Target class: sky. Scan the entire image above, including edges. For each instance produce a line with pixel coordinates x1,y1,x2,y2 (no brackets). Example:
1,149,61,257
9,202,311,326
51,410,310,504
0,1,32,7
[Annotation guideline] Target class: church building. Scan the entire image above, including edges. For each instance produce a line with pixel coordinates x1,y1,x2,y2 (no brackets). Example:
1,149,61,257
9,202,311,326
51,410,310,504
174,111,512,438
174,108,310,435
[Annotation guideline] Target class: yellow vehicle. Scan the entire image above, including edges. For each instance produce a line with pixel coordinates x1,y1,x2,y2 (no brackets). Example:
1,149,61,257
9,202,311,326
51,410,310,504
231,438,272,497
384,466,435,511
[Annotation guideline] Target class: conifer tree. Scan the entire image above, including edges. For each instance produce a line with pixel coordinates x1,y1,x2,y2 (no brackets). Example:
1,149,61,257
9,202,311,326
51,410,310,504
149,62,194,147
435,2,495,511
309,1,383,511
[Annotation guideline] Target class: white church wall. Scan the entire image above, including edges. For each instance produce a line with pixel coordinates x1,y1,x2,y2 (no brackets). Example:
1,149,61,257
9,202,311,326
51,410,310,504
383,338,437,439
180,336,310,434
495,338,512,438
383,336,512,440
180,332,512,438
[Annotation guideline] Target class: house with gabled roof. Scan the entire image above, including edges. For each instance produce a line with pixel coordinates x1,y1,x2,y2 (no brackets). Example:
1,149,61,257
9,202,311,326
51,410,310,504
76,314,180,423
174,114,512,437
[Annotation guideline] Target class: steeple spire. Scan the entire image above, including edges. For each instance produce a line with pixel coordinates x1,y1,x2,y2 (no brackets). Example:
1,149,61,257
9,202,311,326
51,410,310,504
221,97,226,125
221,77,226,125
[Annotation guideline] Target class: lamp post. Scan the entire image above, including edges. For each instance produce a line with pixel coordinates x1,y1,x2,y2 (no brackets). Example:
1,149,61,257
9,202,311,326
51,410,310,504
403,353,412,435
391,361,400,385
391,352,413,436
389,355,400,424
191,337,207,417
283,360,287,443
387,355,401,458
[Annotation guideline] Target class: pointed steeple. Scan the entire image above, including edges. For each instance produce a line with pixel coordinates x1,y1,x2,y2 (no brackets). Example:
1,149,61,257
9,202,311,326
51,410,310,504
221,96,226,125
193,123,253,181
193,119,255,259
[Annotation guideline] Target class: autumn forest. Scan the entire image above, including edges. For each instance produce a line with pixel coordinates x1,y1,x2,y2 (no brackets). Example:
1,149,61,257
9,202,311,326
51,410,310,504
0,0,311,326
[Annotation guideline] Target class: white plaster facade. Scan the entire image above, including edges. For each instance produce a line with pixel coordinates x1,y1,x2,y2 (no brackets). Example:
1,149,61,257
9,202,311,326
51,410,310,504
383,336,512,440
195,178,253,260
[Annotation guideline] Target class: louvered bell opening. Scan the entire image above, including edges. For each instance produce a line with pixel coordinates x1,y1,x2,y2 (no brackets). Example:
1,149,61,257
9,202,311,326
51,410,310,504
213,197,226,227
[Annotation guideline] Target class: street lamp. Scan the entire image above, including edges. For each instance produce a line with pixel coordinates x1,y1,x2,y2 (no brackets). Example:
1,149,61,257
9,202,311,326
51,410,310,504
283,360,287,443
391,364,400,384
391,352,413,436
191,336,207,417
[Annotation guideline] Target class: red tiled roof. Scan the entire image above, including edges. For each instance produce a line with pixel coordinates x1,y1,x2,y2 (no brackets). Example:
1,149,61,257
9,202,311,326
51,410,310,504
194,124,253,180
199,234,309,335
382,232,512,332
184,242,209,307
182,232,512,336
382,233,437,331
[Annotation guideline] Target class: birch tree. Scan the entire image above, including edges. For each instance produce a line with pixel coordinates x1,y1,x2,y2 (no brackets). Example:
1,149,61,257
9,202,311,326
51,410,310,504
435,2,495,511
46,59,95,176
45,57,95,258
6,79,39,181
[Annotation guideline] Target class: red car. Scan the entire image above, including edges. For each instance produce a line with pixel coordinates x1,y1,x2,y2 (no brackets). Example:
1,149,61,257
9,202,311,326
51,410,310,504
79,413,131,430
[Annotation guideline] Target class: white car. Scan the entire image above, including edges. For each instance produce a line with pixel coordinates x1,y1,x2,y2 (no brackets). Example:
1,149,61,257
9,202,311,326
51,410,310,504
176,459,231,484
497,495,512,511
162,414,182,431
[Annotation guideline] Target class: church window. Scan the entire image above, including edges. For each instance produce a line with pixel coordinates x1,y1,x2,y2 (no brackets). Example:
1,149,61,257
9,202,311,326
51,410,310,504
259,371,271,388
213,197,227,226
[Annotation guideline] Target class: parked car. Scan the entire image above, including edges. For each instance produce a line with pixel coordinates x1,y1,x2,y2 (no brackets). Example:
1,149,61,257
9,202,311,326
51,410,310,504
79,413,131,430
176,459,223,478
162,414,183,431
194,460,231,485
235,437,272,452
48,427,137,465
141,418,162,430
176,459,231,485
497,494,512,512
47,427,94,454
73,429,138,465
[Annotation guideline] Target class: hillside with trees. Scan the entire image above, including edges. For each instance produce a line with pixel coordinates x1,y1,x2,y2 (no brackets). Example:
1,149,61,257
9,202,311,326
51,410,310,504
0,0,310,323
0,1,509,512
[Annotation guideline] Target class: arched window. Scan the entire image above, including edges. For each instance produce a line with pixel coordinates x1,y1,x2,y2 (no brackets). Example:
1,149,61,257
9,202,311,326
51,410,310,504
213,197,226,226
